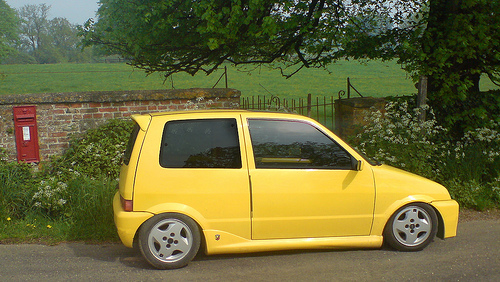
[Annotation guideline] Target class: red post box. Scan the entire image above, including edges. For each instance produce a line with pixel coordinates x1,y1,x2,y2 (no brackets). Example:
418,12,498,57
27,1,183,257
13,106,40,163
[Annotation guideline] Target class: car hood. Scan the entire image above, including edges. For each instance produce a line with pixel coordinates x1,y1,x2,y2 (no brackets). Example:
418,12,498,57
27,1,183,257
371,164,452,201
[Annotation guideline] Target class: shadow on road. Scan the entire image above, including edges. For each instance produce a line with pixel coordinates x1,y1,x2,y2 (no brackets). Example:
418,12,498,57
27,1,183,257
67,243,154,269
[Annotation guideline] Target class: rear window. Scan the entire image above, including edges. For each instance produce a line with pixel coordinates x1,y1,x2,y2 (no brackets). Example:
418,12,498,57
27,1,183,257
159,119,241,168
123,123,141,165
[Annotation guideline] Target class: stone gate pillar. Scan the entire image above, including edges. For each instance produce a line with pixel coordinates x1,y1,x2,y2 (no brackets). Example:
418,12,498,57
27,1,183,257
334,97,386,138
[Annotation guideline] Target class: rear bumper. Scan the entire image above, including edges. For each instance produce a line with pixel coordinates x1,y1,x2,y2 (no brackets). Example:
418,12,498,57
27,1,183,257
432,199,459,238
113,192,153,248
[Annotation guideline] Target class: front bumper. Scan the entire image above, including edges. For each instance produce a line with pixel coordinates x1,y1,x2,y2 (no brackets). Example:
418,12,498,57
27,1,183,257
432,199,459,238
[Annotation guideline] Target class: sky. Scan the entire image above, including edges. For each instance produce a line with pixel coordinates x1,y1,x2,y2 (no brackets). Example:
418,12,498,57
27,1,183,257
5,0,100,25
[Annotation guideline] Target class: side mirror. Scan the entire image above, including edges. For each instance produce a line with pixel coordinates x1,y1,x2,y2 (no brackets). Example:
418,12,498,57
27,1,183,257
351,157,364,171
356,160,364,171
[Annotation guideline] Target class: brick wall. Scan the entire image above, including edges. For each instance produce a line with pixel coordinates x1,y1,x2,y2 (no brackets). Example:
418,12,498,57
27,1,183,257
0,88,240,162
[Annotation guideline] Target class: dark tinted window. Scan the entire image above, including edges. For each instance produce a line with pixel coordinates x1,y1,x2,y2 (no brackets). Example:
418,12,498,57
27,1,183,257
123,123,140,165
160,119,241,168
248,119,353,169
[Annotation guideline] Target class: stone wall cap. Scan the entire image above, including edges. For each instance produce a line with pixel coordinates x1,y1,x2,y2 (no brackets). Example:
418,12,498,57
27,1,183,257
0,88,241,105
336,97,385,108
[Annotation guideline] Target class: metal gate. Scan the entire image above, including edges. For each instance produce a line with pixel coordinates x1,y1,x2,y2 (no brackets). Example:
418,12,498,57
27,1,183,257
240,94,335,130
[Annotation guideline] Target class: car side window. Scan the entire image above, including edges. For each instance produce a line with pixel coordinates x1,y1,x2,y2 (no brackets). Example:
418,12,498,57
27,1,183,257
160,119,241,168
248,119,353,169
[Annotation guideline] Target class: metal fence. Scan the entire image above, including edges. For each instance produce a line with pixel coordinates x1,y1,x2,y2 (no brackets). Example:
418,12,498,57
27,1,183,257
240,94,336,130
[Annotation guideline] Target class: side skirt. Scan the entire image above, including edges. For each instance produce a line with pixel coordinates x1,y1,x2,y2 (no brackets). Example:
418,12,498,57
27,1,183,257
203,230,383,255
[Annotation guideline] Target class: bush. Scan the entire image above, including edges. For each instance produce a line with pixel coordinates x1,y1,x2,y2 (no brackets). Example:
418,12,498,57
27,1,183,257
31,177,69,218
352,99,445,179
351,96,500,209
50,119,134,179
444,178,500,210
1,119,133,242
431,90,500,139
439,124,500,184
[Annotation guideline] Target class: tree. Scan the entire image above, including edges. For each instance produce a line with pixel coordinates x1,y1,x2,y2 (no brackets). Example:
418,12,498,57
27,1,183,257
14,4,92,64
17,3,51,63
344,0,500,134
0,0,19,62
83,0,499,135
49,17,88,62
415,0,500,135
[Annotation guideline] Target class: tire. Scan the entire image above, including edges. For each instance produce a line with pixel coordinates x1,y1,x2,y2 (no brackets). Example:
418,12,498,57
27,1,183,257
138,213,201,269
383,203,438,251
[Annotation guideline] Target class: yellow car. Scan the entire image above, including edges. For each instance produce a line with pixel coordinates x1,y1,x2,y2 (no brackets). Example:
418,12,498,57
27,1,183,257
114,110,459,269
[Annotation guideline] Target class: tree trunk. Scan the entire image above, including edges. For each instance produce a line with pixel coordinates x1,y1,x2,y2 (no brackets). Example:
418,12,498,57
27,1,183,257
421,0,486,137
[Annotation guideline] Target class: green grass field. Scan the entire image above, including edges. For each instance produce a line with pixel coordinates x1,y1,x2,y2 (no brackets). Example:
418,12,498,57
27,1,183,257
1,61,498,99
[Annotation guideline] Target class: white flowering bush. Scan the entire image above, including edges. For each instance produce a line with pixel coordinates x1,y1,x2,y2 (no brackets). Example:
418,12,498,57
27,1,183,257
440,123,500,181
354,99,446,178
352,97,500,209
32,177,69,217
463,124,500,162
52,119,134,179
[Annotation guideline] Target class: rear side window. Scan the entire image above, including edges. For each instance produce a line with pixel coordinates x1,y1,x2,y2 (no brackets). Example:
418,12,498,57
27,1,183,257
248,119,353,169
123,123,140,165
160,119,241,168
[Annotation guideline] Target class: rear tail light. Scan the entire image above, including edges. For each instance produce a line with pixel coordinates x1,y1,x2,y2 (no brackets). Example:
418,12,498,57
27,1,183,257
120,195,133,212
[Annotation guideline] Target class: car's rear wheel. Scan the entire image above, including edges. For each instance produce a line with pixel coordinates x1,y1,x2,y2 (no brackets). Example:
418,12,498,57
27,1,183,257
384,203,438,251
138,213,200,269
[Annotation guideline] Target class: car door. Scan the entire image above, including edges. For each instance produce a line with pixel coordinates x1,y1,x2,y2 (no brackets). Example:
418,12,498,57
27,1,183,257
244,117,375,240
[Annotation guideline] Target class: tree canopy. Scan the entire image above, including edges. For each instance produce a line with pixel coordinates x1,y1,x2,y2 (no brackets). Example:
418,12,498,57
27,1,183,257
83,0,425,77
0,0,18,61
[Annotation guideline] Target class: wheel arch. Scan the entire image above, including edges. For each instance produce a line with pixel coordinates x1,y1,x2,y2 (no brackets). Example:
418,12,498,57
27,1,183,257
433,205,446,240
374,195,436,236
132,204,209,250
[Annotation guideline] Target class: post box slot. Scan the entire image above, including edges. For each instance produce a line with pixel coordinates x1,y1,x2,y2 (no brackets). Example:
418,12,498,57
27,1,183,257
15,114,35,120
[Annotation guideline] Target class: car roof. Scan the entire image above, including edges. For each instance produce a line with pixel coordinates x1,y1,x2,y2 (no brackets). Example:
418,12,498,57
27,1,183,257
147,109,306,119
149,109,249,117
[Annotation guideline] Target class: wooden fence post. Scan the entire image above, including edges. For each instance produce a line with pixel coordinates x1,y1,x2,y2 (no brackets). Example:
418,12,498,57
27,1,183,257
225,66,228,88
417,76,428,122
307,94,312,117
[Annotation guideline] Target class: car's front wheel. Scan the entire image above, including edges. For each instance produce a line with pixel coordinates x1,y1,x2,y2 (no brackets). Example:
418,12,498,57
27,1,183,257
384,203,438,251
138,213,201,269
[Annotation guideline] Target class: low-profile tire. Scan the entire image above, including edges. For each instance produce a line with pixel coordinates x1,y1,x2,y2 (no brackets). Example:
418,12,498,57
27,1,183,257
138,213,201,269
383,203,438,252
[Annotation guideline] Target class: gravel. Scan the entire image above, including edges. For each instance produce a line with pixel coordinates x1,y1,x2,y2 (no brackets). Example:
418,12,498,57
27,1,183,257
459,208,500,222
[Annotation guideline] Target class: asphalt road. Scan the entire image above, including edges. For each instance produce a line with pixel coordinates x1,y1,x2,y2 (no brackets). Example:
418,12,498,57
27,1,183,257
1,220,499,282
